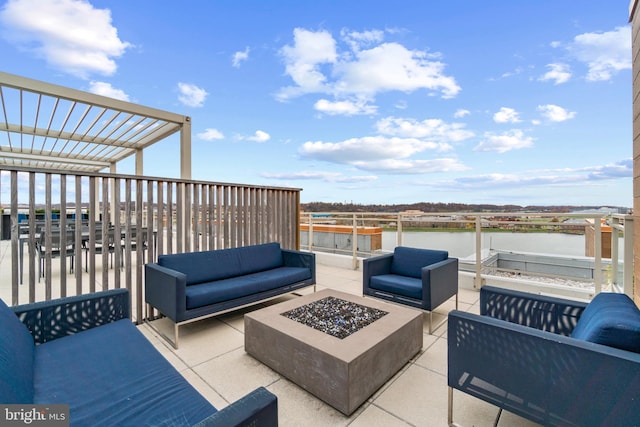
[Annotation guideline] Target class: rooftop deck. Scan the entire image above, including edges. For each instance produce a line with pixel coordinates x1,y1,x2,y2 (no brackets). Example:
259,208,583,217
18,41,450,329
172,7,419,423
140,263,538,427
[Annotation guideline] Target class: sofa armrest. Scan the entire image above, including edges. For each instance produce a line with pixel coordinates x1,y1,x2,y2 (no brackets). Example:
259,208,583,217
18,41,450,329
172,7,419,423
448,310,640,426
193,387,277,427
480,285,588,335
12,288,130,344
145,263,188,323
282,249,316,283
422,257,458,309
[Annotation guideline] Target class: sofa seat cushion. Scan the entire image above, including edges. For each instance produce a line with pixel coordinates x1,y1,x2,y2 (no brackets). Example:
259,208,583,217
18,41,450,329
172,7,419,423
34,319,216,426
390,247,448,279
369,274,422,300
0,299,35,403
159,242,284,285
571,292,640,353
186,266,311,309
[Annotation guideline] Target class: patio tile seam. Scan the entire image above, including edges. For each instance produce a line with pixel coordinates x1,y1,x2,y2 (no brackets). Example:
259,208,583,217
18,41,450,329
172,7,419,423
351,402,415,427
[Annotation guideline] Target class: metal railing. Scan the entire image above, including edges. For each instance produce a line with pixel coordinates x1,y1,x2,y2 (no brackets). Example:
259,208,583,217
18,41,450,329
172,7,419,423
301,211,633,297
0,165,301,320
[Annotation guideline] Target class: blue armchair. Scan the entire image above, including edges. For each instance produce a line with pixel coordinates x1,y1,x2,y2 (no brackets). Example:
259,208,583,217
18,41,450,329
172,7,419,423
363,246,458,334
448,286,640,426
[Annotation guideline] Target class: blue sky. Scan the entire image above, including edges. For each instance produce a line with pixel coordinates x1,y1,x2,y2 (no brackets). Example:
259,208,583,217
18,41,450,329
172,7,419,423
0,0,633,207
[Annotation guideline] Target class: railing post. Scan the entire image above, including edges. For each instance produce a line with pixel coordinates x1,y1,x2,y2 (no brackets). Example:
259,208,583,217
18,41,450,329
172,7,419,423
352,214,358,270
594,217,602,294
308,213,313,252
475,215,483,289
397,213,403,247
612,216,620,291
624,215,634,298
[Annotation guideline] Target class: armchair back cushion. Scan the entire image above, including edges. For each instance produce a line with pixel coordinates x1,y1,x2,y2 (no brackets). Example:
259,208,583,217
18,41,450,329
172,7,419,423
571,292,640,353
0,299,35,403
158,242,284,285
390,247,448,278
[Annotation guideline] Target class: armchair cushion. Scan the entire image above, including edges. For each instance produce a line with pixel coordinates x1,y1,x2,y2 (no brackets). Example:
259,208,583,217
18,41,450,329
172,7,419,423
369,274,422,300
0,299,34,403
571,292,640,353
390,247,448,278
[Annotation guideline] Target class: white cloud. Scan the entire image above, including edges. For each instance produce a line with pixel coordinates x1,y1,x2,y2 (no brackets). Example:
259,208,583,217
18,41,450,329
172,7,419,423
278,28,337,99
0,0,131,78
177,82,208,107
568,26,631,81
314,98,377,116
277,28,460,102
375,116,473,142
537,104,576,122
300,137,432,163
262,170,377,183
232,47,250,67
493,107,521,124
340,28,385,52
454,109,470,118
474,130,533,153
334,42,460,98
539,63,571,84
350,158,468,174
245,130,270,143
436,159,632,190
88,81,129,101
197,128,224,140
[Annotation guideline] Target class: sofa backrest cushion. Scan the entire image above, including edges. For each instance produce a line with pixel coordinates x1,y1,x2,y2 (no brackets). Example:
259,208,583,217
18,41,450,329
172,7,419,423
0,298,35,403
158,242,283,285
390,246,448,279
571,292,640,353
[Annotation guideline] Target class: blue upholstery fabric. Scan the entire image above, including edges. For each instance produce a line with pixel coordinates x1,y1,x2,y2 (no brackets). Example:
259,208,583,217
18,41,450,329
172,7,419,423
186,266,311,309
34,319,216,426
369,274,423,299
158,242,283,285
571,292,640,353
0,298,35,403
390,246,448,278
237,242,284,275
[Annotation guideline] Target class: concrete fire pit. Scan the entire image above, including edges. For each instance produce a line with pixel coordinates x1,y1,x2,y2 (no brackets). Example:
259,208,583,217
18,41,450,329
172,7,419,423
244,289,423,415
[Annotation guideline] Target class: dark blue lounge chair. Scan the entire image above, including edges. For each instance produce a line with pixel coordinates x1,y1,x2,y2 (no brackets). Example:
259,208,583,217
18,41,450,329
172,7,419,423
363,246,459,333
448,286,640,426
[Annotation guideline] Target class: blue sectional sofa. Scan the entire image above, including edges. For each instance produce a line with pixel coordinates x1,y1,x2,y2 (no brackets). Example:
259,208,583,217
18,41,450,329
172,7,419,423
448,286,640,426
145,242,316,348
0,288,278,427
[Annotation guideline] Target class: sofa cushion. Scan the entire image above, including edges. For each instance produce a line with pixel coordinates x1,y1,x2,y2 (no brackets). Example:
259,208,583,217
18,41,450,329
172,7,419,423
369,274,423,300
186,266,311,309
390,247,448,279
158,242,283,285
571,292,640,353
0,298,34,403
34,319,216,426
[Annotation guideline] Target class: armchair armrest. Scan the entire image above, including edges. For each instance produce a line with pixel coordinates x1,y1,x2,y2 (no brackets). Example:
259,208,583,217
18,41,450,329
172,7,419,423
448,310,640,426
282,249,316,283
12,288,130,344
193,386,277,427
480,285,588,335
145,263,188,322
363,253,393,286
422,257,458,309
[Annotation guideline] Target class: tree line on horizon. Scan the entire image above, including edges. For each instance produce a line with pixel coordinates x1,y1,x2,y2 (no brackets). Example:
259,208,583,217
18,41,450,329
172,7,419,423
300,202,608,213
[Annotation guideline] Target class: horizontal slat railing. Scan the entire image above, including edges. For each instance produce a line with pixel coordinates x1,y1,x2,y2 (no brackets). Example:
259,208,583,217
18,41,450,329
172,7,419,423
0,165,301,322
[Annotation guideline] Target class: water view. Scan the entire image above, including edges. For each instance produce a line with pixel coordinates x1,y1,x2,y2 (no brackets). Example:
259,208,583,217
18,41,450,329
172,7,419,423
383,231,589,259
